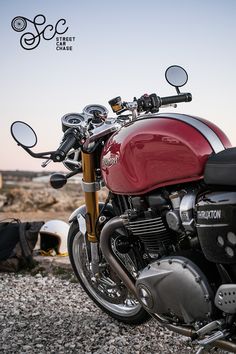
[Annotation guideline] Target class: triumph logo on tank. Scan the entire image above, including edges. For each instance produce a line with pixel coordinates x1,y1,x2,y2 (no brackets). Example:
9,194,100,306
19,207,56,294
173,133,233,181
197,210,222,220
11,14,76,51
102,156,119,167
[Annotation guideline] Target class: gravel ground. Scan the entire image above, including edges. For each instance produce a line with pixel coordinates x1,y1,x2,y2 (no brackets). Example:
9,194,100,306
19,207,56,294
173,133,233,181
0,271,229,354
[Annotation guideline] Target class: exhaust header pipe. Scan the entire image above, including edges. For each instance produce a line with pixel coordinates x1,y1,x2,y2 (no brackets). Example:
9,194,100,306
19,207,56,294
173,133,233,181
100,216,138,297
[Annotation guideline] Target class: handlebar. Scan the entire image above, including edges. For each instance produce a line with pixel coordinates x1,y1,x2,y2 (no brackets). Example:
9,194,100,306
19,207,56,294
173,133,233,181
160,93,192,106
110,92,192,115
137,92,192,113
52,128,78,162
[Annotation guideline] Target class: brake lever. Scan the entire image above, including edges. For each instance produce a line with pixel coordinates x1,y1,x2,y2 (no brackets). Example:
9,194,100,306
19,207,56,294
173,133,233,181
161,103,178,108
41,158,52,168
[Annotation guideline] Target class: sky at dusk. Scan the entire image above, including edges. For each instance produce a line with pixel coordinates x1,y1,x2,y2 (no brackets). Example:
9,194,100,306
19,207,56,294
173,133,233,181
1,0,236,171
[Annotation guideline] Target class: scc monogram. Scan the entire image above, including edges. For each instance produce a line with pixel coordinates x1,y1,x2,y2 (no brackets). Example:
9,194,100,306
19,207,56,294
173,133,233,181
11,14,68,50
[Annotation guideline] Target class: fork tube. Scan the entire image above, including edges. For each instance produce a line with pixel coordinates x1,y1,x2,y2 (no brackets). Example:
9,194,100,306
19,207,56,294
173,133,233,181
82,151,99,243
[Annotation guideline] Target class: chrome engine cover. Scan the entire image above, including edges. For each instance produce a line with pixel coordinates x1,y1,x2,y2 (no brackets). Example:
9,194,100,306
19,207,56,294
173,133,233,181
136,256,213,324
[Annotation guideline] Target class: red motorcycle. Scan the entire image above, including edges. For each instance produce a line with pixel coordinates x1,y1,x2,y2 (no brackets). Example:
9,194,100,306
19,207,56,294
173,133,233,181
11,66,236,353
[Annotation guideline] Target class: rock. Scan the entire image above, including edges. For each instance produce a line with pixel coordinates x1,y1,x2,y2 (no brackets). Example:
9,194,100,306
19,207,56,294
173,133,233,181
35,273,42,278
22,345,32,351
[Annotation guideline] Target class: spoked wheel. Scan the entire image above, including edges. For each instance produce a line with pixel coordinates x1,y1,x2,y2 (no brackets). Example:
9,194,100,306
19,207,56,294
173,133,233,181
68,222,149,324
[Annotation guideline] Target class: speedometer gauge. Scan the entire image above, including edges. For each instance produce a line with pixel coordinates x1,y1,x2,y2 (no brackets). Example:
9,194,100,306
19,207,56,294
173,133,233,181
83,104,109,118
68,116,82,125
61,113,85,132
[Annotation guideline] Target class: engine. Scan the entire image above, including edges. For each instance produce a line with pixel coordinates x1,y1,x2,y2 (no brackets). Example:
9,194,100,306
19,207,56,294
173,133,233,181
119,188,236,264
114,189,197,258
111,188,236,325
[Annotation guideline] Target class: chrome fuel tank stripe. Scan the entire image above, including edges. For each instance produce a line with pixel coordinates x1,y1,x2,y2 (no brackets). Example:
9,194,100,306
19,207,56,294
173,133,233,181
155,113,225,153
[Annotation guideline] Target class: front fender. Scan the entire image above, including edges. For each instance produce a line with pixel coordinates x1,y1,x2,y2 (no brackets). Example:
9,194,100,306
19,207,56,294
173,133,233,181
68,202,114,234
69,204,87,234
69,205,87,223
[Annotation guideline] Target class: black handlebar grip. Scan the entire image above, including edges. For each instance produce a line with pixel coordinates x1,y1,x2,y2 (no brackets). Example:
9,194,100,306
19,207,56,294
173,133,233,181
53,131,77,162
160,93,192,106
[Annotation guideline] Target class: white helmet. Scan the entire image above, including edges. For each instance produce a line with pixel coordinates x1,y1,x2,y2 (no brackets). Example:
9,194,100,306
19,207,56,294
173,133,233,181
39,220,69,256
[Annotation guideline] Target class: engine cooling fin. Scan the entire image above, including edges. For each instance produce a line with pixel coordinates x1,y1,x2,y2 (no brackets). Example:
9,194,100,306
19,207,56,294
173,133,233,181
127,216,173,253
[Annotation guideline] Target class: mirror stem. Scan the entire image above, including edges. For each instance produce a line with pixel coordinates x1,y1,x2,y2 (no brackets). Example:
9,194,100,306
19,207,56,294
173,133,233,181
22,146,55,159
175,87,181,94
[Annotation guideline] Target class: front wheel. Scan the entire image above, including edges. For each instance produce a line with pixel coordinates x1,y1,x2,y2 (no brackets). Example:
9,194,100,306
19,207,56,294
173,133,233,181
68,221,149,324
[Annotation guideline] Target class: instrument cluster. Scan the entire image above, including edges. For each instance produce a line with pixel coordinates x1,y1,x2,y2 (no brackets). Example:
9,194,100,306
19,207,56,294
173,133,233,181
61,104,109,132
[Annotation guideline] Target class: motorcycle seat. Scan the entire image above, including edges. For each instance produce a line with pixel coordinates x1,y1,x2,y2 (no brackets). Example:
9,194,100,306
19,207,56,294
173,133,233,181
204,147,236,186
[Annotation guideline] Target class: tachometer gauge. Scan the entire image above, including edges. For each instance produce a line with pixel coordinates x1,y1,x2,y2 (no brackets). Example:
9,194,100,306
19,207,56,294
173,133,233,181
83,104,109,118
61,113,85,132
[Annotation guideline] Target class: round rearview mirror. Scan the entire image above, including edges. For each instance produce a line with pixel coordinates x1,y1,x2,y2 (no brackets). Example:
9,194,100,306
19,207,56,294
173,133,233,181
11,121,37,148
165,65,188,88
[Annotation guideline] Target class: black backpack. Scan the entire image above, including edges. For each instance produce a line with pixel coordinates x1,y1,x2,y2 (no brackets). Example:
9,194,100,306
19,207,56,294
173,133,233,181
0,219,44,272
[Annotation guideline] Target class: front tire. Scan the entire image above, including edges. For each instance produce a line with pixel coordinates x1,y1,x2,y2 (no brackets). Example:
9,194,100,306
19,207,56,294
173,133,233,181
68,221,149,324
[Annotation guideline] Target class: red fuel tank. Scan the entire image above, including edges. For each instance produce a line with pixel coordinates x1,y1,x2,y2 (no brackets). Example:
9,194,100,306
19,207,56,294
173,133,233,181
101,113,231,195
